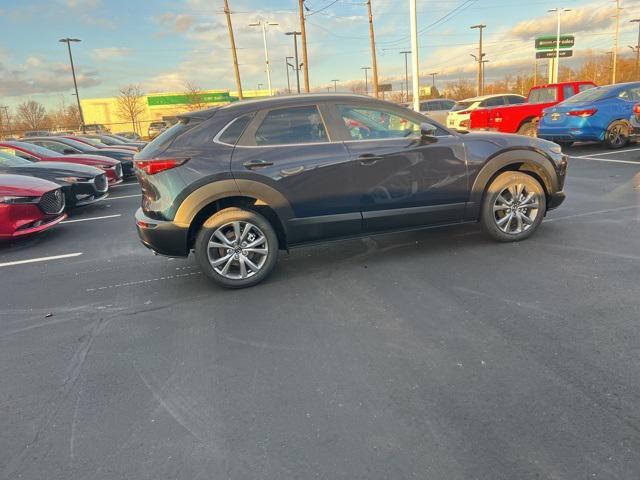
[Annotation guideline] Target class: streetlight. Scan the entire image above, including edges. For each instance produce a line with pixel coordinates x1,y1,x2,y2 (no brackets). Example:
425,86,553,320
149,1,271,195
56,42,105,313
547,8,571,83
331,79,339,92
59,38,85,132
361,67,371,94
631,19,640,80
285,56,294,94
399,50,411,103
285,31,302,94
249,20,278,95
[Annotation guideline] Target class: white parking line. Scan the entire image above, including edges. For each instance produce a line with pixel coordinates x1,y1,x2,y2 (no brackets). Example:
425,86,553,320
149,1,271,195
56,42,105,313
62,214,122,224
572,147,640,158
0,252,83,268
569,156,640,165
545,204,637,222
100,193,142,201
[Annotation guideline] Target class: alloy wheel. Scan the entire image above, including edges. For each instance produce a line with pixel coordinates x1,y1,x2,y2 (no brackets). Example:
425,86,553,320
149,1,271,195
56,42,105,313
608,124,626,147
493,183,540,235
206,221,269,280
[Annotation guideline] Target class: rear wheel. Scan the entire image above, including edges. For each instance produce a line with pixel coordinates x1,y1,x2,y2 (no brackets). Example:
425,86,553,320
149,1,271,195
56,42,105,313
194,207,279,288
516,121,536,137
481,171,546,242
604,121,629,149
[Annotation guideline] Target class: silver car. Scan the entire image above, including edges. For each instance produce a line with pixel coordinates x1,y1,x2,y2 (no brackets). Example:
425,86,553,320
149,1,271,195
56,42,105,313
419,99,456,124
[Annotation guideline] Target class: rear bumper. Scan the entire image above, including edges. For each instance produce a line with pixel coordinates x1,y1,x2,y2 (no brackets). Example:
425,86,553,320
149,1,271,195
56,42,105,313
135,208,189,257
538,124,604,142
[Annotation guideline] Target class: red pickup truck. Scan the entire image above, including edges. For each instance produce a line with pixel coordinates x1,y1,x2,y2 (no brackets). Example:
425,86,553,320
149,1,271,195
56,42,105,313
470,81,597,136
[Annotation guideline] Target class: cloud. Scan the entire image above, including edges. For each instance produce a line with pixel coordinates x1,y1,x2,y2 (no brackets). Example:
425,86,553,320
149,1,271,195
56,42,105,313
0,58,100,97
91,47,133,61
65,0,101,8
156,12,195,35
508,5,615,40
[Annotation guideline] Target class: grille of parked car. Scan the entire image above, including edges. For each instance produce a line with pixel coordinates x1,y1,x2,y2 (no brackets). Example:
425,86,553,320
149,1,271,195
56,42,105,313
94,174,108,193
39,189,65,215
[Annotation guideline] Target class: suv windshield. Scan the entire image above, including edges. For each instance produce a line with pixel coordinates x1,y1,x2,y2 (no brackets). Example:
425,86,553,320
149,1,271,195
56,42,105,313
0,151,32,166
9,142,63,157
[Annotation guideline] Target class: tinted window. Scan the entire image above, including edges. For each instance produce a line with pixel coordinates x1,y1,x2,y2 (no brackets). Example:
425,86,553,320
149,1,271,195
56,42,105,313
419,102,432,111
138,119,193,159
507,96,525,105
618,87,640,102
254,106,328,146
218,114,254,145
562,85,576,100
578,83,594,93
31,140,78,154
484,97,506,107
339,105,422,140
564,85,618,103
451,101,475,111
528,87,558,103
8,142,62,157
0,150,32,165
441,100,456,110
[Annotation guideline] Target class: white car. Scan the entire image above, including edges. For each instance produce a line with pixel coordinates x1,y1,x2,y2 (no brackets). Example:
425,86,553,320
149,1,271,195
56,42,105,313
446,94,526,131
419,99,456,124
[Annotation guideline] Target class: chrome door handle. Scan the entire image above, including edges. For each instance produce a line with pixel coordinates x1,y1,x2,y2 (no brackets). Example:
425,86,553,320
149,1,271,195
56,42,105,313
358,154,382,165
281,166,305,176
244,159,274,169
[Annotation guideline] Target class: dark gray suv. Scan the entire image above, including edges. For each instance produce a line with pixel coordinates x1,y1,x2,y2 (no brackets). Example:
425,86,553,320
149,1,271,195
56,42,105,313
134,94,567,288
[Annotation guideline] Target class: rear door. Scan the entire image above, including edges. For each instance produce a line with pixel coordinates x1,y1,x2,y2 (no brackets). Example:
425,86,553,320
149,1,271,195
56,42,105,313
230,102,360,244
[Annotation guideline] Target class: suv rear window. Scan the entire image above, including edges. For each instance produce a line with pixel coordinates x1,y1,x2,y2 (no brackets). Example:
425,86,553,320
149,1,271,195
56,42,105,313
137,119,192,159
528,87,557,103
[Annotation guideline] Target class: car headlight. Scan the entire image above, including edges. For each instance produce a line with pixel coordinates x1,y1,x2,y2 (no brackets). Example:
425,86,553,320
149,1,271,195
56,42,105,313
0,195,40,204
56,176,86,183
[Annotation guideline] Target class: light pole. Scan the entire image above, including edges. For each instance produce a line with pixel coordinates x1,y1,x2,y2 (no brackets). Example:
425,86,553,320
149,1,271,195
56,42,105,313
400,50,411,103
249,20,278,95
361,66,371,94
470,24,486,96
409,0,420,112
631,19,640,80
331,79,339,92
285,56,294,93
285,31,302,94
59,38,85,132
547,8,571,84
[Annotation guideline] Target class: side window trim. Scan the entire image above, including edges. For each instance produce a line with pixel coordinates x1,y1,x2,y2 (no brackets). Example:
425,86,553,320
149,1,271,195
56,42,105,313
213,113,255,147
236,104,331,148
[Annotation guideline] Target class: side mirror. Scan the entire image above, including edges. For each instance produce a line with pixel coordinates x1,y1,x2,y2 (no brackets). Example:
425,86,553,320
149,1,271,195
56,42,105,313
420,122,438,141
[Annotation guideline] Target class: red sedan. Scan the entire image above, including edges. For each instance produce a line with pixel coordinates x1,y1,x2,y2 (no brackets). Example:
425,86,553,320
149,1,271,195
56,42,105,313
0,141,123,185
0,174,66,239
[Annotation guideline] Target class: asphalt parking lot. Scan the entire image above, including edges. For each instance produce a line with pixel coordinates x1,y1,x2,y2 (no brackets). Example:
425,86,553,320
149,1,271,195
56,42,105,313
1,143,639,480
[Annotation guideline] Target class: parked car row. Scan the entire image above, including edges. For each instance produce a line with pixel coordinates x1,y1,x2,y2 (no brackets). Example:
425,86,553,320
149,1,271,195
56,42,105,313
0,138,138,240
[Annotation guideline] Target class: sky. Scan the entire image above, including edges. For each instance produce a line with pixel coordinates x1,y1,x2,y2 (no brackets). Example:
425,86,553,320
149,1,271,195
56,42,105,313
0,0,639,109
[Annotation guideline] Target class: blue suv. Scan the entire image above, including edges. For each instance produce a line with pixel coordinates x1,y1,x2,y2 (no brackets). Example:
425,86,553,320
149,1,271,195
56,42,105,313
538,82,640,149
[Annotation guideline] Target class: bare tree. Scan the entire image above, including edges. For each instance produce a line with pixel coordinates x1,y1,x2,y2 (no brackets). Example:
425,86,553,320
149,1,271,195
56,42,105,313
116,84,146,134
349,81,367,95
183,81,207,111
17,100,47,130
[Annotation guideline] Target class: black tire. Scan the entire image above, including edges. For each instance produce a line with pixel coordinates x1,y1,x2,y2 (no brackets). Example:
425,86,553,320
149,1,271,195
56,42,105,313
480,171,546,242
194,207,279,289
604,120,629,149
516,121,536,137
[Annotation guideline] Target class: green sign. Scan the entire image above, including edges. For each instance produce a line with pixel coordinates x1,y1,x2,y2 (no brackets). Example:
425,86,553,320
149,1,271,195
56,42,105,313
535,35,575,50
147,91,232,107
536,49,573,59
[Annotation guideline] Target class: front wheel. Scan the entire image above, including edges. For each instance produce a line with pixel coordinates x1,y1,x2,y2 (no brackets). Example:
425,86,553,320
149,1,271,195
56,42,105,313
481,172,546,242
604,121,629,149
194,207,279,288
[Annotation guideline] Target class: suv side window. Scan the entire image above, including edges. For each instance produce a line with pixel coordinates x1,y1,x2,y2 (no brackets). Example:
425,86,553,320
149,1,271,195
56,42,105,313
562,85,576,100
579,83,594,93
441,100,455,110
253,106,328,146
485,97,506,107
217,114,254,145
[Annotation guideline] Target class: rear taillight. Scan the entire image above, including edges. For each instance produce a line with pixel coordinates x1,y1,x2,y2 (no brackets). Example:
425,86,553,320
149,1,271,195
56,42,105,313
134,158,188,175
567,108,597,117
633,104,640,115
456,110,471,115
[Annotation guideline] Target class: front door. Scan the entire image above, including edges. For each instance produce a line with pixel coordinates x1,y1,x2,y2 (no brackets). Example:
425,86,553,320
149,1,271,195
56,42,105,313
231,103,361,244
333,102,468,233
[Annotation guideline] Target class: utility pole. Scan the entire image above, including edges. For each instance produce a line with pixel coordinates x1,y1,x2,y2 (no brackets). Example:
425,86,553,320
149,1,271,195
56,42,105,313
631,19,640,80
224,0,243,100
400,51,411,103
361,66,371,94
612,0,621,84
534,57,537,86
409,0,420,111
428,72,438,88
298,0,310,92
59,38,85,132
366,0,380,98
249,20,278,95
285,56,294,93
331,79,339,92
606,51,615,83
470,25,485,95
286,31,302,94
482,60,489,92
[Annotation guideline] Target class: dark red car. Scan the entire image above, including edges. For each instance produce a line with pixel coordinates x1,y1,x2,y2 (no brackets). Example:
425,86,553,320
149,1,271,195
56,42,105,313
0,174,66,239
62,135,138,153
0,141,123,185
